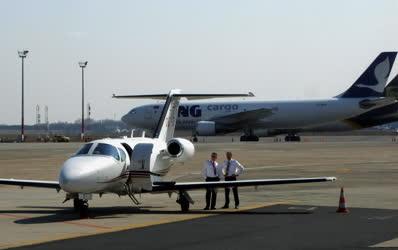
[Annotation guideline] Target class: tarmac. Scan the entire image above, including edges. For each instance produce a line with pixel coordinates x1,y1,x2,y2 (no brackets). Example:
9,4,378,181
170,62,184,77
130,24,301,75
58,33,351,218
0,136,398,249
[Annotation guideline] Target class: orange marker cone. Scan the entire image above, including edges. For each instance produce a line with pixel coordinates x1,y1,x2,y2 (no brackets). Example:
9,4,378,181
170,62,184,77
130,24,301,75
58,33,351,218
336,187,349,213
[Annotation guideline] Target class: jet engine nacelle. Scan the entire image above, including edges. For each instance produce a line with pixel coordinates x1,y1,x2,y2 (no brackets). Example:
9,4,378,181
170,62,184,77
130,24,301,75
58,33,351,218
167,138,195,162
196,121,216,136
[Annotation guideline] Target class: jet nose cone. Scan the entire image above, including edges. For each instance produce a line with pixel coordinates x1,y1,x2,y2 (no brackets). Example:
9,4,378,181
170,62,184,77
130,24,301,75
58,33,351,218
59,156,115,193
59,157,88,193
121,114,130,124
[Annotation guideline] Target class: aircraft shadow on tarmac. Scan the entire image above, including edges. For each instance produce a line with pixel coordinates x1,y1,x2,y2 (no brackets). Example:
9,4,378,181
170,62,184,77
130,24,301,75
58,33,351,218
0,204,312,224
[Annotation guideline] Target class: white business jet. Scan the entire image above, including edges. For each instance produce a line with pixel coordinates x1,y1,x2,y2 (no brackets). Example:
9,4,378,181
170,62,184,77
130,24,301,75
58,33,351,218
0,89,336,215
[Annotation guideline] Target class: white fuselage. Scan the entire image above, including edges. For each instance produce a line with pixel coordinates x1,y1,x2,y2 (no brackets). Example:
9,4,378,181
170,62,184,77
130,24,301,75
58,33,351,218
123,98,382,131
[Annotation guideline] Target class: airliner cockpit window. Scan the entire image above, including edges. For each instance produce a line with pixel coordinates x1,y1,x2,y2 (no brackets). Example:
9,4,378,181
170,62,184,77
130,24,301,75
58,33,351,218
92,143,120,161
129,109,136,114
75,143,93,155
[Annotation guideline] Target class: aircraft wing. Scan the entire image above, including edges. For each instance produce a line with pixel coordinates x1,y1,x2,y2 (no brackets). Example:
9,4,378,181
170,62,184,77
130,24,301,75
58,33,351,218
211,108,274,126
0,178,60,190
152,176,336,192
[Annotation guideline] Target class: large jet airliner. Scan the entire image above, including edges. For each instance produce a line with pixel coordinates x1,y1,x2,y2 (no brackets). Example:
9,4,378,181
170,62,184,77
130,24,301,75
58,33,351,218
285,74,398,138
122,52,397,141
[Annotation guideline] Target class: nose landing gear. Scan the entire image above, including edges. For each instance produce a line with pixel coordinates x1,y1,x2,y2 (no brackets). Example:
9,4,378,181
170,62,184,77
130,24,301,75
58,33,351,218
73,198,89,218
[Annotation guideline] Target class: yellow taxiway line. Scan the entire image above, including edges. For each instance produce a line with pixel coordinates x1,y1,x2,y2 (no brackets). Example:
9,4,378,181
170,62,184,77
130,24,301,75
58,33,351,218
0,200,297,249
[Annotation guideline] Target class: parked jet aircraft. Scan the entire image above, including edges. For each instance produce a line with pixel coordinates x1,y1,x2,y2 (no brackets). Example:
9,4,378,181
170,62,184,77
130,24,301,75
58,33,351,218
291,74,398,136
122,52,397,141
0,89,336,216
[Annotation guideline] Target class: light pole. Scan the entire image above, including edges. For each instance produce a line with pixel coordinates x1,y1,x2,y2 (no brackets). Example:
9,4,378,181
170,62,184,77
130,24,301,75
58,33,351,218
18,50,29,142
79,61,88,141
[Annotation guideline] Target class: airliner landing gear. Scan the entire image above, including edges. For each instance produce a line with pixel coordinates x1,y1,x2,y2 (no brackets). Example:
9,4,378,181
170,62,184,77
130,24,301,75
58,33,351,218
285,134,301,142
240,128,259,142
192,136,198,143
240,135,259,141
73,198,89,218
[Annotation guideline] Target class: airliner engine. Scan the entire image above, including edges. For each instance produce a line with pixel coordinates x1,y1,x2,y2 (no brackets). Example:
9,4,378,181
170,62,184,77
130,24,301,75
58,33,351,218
195,121,216,136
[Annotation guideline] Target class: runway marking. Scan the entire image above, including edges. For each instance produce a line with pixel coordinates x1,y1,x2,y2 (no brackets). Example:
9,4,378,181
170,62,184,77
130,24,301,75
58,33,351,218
102,201,295,233
0,200,297,250
370,237,398,247
0,213,112,230
288,206,317,211
367,215,395,221
336,168,352,174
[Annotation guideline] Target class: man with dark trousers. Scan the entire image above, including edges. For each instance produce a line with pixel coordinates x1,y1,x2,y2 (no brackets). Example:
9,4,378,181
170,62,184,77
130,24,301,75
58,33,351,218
202,152,221,210
222,152,244,209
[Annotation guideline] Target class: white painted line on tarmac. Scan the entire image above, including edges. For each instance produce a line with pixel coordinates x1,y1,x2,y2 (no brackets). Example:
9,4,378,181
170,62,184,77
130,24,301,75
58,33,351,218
370,237,398,248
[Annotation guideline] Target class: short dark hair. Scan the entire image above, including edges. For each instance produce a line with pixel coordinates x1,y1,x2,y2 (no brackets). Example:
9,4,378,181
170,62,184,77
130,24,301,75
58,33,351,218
211,152,217,157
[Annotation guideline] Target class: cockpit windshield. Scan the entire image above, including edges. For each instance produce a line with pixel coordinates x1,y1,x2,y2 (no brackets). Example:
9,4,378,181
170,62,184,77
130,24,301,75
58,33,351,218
92,143,120,161
75,143,93,155
129,109,136,114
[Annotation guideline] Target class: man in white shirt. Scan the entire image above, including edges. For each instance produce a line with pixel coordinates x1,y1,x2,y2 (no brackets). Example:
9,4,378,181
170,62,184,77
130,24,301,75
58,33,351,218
221,152,244,209
202,152,222,210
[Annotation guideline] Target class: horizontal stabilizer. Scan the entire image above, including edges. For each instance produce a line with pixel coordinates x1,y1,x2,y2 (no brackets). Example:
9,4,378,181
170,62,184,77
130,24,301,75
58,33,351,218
384,74,398,98
113,92,254,100
114,89,254,141
359,97,396,109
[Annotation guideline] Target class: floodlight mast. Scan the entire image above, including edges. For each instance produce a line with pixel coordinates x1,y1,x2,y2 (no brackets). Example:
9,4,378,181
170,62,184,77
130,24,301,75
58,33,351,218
18,50,29,142
79,61,88,141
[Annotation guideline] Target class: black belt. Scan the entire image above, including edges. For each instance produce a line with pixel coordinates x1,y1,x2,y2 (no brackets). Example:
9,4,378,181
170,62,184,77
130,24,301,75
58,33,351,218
225,176,237,181
206,177,220,182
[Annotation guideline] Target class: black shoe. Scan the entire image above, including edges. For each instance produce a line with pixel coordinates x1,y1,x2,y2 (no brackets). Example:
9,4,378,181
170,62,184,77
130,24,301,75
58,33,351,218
221,205,229,209
235,205,239,209
204,207,210,210
210,207,216,210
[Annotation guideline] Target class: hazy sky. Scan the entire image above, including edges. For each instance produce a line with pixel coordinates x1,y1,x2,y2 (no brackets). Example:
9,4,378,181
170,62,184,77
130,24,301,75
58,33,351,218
1,0,398,124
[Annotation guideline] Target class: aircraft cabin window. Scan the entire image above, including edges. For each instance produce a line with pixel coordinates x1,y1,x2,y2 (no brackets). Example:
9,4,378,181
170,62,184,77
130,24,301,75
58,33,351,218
92,143,120,161
76,143,93,155
118,148,126,162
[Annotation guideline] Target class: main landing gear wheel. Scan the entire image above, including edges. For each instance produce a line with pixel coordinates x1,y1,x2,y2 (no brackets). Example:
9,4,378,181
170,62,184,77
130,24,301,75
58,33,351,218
284,134,301,142
73,198,89,218
177,194,190,212
240,135,259,142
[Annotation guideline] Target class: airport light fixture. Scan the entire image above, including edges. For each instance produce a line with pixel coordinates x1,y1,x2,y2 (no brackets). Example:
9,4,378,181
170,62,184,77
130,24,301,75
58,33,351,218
79,61,88,141
18,50,29,142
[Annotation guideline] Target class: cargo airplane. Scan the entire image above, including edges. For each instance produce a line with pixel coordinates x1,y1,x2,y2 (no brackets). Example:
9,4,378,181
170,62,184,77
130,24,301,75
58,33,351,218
0,89,336,216
122,52,397,141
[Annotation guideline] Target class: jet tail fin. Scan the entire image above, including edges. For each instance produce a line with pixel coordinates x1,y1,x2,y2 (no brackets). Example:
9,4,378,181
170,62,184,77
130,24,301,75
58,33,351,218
113,90,254,141
339,52,397,98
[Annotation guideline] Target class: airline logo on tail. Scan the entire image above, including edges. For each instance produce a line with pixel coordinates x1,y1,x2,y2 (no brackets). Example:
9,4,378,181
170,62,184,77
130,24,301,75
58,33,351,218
340,52,397,98
356,57,391,93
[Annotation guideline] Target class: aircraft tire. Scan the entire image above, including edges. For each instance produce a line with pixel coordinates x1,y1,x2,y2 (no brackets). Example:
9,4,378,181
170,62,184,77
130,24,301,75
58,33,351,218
178,194,190,212
79,202,89,218
240,135,259,142
73,198,80,212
